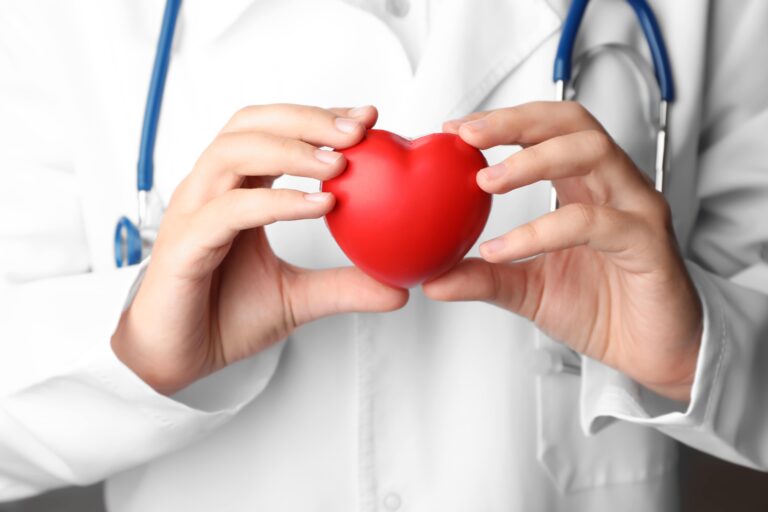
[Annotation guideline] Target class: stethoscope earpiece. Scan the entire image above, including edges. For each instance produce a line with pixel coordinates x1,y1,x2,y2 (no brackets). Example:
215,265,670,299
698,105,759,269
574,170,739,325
114,216,143,268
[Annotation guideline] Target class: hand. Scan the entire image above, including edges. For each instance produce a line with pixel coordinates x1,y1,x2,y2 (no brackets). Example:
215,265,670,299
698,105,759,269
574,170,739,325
424,102,702,402
112,104,408,395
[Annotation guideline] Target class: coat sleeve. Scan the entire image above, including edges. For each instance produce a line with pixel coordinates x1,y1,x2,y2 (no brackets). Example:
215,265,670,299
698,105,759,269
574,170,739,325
579,0,768,471
0,3,284,501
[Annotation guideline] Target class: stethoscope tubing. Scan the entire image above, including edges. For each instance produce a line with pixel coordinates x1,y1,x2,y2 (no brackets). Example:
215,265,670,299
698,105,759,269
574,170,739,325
137,0,181,195
554,0,674,102
114,0,180,267
550,0,673,211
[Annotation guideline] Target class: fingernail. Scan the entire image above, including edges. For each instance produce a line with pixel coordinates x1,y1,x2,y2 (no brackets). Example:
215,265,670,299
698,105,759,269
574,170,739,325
480,164,505,180
481,237,506,255
305,192,333,203
314,149,342,164
463,119,487,131
335,117,360,133
349,105,372,118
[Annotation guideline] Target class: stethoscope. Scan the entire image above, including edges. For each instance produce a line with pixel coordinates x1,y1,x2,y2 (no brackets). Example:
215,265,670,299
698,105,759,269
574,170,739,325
114,0,674,267
115,0,181,267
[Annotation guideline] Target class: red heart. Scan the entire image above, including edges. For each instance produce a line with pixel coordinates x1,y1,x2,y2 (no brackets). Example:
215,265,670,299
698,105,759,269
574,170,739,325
322,129,492,289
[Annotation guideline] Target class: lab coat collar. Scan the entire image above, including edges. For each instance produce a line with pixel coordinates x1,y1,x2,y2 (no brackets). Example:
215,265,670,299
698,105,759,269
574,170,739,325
136,0,562,129
388,0,562,133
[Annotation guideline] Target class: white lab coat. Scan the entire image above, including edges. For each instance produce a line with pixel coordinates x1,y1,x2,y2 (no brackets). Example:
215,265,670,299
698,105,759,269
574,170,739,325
1,0,767,510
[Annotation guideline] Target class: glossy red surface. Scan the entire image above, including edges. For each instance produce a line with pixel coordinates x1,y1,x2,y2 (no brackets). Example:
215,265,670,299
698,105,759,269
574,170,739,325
323,129,492,288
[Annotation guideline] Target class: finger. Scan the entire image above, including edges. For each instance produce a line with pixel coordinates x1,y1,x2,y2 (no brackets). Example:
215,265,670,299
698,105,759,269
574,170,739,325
442,111,488,134
328,105,379,128
422,258,541,320
479,203,651,263
287,266,409,325
456,101,602,149
476,130,649,204
221,104,377,149
177,132,347,208
183,188,335,252
423,257,505,302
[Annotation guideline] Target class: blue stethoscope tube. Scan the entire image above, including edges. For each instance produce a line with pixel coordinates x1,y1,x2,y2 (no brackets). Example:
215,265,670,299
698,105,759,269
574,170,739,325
115,0,181,267
554,0,674,101
115,0,674,267
138,0,182,192
549,0,674,211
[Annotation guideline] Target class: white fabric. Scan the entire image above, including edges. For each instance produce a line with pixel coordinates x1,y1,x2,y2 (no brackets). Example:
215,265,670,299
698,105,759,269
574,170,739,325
1,0,767,510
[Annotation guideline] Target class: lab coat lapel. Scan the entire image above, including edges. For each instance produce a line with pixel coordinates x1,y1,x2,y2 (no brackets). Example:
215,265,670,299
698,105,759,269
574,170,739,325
133,0,563,131
393,0,561,134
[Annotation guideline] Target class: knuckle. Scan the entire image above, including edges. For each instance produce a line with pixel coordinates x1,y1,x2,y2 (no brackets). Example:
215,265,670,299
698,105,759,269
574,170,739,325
243,186,270,207
494,106,516,119
235,104,257,117
210,131,240,157
501,150,535,184
572,203,597,229
208,132,242,168
275,134,297,156
167,177,191,209
566,101,594,122
222,187,248,209
518,144,541,169
227,103,311,132
493,106,519,127
264,189,300,222
287,103,313,121
474,108,516,141
268,187,296,206
250,131,284,154
215,130,240,146
229,105,259,126
328,106,351,116
293,105,336,139
493,158,515,181
173,215,204,258
284,139,317,169
226,188,275,226
562,100,584,118
521,221,540,244
292,104,325,123
583,129,614,159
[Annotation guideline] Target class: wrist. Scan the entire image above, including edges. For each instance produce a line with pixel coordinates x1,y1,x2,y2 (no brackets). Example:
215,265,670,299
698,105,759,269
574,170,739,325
642,319,703,403
110,308,195,396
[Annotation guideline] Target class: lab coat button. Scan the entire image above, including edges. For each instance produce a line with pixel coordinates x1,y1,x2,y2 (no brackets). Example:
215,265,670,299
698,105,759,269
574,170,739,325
383,492,402,510
386,0,410,17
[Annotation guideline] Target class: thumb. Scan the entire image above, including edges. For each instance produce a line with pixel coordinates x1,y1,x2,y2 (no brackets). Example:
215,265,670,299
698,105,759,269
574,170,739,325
422,258,541,321
286,266,409,326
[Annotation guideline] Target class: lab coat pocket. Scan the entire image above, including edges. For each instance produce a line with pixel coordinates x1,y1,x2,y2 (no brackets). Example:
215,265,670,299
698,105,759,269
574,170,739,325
534,332,676,493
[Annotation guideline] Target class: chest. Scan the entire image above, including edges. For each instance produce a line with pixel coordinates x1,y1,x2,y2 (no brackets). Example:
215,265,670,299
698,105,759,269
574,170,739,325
67,0,707,271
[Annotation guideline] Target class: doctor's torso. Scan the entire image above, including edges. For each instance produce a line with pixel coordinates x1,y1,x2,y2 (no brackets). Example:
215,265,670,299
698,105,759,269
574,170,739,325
8,0,713,510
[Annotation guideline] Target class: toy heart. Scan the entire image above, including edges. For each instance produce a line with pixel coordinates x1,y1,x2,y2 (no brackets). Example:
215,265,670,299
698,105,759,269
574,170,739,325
322,129,492,289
